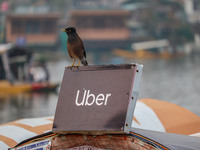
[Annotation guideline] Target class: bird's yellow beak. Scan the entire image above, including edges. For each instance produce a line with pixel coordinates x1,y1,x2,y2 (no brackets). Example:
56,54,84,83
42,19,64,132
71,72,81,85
62,29,66,31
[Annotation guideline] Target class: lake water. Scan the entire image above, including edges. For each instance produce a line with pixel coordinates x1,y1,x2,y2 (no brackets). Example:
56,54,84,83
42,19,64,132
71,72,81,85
0,51,200,124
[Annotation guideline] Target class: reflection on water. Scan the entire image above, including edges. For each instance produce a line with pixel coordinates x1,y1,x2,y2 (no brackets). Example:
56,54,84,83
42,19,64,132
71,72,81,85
0,52,200,124
127,55,200,117
0,93,58,124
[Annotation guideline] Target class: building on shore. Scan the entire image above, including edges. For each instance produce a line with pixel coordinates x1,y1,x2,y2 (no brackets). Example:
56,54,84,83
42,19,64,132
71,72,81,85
68,10,131,51
6,13,60,48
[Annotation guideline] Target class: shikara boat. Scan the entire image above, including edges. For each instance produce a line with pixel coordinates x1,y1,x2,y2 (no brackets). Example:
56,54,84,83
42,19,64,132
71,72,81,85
0,80,58,94
1,99,200,150
0,43,58,94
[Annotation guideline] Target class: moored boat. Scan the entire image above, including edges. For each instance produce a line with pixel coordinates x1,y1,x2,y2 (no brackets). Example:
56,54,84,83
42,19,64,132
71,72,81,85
1,99,200,149
0,43,59,94
0,80,58,94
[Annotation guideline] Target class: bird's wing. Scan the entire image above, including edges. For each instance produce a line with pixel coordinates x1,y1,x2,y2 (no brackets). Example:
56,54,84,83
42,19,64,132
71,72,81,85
78,36,86,58
83,48,86,58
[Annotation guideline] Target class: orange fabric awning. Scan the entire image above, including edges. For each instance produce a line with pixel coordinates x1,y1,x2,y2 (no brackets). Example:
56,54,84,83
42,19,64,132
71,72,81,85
0,99,200,149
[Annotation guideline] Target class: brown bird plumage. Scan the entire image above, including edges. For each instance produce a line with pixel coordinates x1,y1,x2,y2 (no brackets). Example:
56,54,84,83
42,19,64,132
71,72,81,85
62,27,88,67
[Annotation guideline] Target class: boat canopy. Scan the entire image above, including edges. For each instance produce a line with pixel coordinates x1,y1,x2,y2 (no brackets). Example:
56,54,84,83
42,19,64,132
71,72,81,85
0,43,32,82
0,99,200,149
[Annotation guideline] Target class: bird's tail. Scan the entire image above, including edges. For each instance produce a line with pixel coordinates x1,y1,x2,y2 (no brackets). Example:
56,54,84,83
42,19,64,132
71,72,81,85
81,57,88,66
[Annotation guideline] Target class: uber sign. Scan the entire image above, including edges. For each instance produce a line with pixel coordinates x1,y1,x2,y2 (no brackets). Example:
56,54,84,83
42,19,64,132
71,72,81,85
75,89,111,106
53,64,143,134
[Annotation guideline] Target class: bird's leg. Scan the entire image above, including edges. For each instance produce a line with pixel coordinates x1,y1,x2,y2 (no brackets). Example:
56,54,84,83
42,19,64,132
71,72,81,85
72,59,76,66
68,59,76,68
74,60,81,68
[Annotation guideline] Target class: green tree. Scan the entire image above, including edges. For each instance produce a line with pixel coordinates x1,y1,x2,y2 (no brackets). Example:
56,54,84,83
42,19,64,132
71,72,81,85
142,0,194,53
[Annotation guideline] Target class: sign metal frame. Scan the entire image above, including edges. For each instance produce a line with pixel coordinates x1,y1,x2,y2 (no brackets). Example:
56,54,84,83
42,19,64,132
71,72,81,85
53,64,143,134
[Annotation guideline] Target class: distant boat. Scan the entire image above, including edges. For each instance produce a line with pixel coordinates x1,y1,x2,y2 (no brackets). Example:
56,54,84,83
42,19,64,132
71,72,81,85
0,43,59,94
113,48,174,59
113,39,182,59
0,80,58,94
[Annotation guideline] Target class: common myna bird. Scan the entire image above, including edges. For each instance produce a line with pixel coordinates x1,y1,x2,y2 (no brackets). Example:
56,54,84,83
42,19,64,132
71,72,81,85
62,27,88,67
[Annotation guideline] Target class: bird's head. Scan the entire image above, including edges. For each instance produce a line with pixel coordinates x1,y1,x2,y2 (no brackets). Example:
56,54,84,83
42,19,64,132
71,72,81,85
62,27,76,35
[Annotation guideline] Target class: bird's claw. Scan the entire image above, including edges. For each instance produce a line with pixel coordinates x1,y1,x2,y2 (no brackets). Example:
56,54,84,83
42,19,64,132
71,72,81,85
74,66,79,69
67,65,79,69
67,66,74,69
